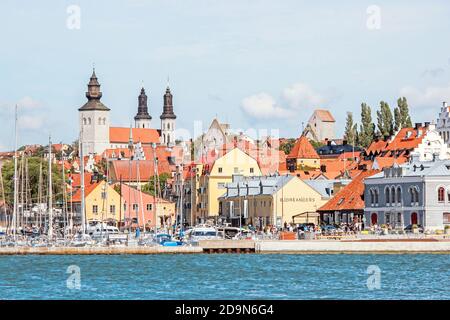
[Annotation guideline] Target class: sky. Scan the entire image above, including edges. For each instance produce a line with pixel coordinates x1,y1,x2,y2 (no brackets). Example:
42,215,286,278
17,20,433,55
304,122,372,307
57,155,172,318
1,0,450,151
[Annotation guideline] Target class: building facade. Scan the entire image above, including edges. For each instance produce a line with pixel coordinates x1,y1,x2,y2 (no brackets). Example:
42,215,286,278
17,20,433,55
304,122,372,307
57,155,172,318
218,175,331,228
364,159,450,231
197,148,262,223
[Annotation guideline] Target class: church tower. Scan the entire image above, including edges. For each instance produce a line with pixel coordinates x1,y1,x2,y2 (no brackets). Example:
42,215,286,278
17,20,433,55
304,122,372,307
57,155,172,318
78,69,110,155
134,87,152,129
160,86,177,146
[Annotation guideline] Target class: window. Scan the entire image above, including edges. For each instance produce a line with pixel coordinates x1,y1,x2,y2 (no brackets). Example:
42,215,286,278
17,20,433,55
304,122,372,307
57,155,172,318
438,187,445,202
124,204,127,212
110,205,115,214
385,188,390,205
396,187,402,204
391,186,396,204
250,168,254,174
92,205,98,214
132,203,139,211
146,204,152,211
234,167,239,173
218,167,223,173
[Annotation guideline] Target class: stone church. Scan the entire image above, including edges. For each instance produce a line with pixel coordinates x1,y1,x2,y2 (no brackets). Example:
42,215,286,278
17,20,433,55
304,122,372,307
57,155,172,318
78,69,177,156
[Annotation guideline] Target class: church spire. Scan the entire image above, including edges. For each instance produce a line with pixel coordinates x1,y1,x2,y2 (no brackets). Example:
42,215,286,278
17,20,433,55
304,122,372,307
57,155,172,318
79,68,110,111
160,86,176,120
134,87,152,128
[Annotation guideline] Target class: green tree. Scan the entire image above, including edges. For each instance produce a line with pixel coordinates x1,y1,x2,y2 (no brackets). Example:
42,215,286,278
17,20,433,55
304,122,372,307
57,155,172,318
376,101,394,137
279,138,297,155
141,173,171,197
397,97,412,128
358,103,375,148
1,157,64,206
344,112,358,145
394,107,402,131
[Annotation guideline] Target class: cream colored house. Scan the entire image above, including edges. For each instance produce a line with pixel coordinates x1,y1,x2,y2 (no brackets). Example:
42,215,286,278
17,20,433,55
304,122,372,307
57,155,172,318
219,175,331,227
197,148,262,223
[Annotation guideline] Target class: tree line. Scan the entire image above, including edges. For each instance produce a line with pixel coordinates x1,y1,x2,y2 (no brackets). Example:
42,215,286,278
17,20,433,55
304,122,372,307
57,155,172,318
344,97,413,148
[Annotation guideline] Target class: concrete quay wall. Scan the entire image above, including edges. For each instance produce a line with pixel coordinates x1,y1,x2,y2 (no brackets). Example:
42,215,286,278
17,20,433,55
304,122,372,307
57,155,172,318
257,240,450,253
0,245,203,255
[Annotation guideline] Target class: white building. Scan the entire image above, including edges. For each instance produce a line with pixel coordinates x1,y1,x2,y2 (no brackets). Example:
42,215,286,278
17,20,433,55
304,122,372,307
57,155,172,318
436,101,450,145
303,109,336,142
78,70,177,156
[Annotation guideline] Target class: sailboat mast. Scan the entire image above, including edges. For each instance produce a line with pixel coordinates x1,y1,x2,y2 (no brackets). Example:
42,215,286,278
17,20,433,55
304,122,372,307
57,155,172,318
12,105,19,240
38,161,43,233
79,130,86,235
61,143,67,240
48,135,53,239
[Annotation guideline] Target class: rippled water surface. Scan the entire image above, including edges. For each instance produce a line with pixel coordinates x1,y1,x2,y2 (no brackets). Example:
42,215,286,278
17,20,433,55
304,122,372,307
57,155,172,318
0,254,448,299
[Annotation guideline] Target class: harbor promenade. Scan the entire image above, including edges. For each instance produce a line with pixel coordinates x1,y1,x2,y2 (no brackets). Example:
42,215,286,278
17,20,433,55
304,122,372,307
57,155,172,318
1,238,450,254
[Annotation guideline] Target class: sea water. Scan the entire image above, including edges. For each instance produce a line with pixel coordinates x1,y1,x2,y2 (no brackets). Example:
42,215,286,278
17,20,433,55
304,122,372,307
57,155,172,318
0,254,448,299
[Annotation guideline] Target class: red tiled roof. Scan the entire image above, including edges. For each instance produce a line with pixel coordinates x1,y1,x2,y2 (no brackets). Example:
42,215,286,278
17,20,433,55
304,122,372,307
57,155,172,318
314,109,335,122
366,139,388,155
109,160,171,182
109,127,160,144
287,136,319,159
318,170,379,212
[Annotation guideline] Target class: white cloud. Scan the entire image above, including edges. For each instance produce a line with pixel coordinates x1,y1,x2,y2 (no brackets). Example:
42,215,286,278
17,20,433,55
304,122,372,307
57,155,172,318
399,84,450,108
241,82,327,120
19,115,44,130
18,96,41,109
281,83,326,109
241,92,294,119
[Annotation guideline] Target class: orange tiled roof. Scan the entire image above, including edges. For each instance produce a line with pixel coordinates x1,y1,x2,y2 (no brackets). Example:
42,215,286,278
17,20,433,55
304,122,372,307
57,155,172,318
386,127,425,151
314,109,335,122
366,139,389,155
287,136,319,159
318,169,379,212
70,181,102,202
109,127,160,144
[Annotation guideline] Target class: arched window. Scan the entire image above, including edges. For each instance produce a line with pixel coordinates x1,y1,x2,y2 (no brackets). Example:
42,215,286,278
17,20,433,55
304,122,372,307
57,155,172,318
396,186,402,204
103,118,106,125
391,186,396,204
88,118,91,125
167,134,170,144
385,188,390,205
163,134,166,144
438,187,445,202
370,189,374,204
83,118,87,125
375,189,379,204
167,123,170,130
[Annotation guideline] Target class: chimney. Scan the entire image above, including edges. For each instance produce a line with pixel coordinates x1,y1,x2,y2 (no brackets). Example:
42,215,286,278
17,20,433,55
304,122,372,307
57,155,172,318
414,122,422,130
424,122,430,128
443,101,448,110
342,140,348,146
327,140,332,146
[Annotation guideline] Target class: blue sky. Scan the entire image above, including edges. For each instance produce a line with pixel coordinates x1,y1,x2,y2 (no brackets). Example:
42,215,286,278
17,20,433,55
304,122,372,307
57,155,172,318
1,0,450,150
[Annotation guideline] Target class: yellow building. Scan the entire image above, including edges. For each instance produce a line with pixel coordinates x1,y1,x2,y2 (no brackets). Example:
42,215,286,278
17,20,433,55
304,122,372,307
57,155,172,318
219,175,331,227
70,180,122,223
286,135,320,170
197,148,262,223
